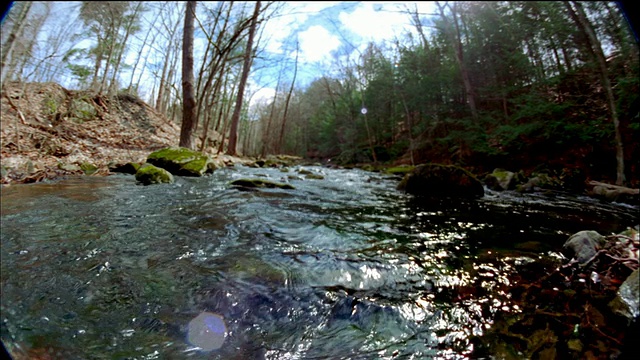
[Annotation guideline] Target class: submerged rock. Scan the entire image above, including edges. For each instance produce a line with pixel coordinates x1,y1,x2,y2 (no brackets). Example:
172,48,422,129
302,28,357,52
147,147,211,177
397,163,484,198
230,178,295,190
135,163,174,185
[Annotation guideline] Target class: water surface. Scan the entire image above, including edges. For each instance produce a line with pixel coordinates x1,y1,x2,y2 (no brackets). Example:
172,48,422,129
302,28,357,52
1,165,637,359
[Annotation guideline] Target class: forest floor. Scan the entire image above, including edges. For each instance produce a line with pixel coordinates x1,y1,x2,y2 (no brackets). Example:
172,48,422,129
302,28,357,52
1,81,251,185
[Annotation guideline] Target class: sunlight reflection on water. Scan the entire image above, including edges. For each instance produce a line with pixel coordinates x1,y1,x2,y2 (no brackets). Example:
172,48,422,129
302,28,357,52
1,168,637,359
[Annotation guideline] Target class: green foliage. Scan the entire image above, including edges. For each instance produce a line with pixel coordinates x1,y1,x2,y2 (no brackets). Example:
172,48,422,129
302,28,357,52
491,122,543,152
66,64,92,84
276,1,637,183
43,95,59,116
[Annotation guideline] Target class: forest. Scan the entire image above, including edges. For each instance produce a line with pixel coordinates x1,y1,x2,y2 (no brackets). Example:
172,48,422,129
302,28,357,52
1,1,639,186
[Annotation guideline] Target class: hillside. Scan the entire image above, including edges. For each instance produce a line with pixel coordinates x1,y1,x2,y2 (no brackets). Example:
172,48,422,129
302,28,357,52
2,82,209,184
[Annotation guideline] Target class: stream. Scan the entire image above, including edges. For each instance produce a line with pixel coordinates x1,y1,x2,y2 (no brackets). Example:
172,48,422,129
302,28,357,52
1,165,638,359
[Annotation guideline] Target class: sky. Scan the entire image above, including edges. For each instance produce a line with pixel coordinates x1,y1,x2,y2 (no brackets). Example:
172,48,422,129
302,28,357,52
248,1,438,105
3,1,438,108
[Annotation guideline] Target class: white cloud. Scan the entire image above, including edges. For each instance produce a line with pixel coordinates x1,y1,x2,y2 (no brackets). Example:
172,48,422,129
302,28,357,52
249,86,276,108
260,2,341,56
338,2,414,43
298,25,341,63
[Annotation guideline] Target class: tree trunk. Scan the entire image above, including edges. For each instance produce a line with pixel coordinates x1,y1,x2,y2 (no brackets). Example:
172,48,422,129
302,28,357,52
436,1,478,122
567,1,625,185
110,2,143,94
1,1,32,84
179,1,197,149
100,11,124,94
227,1,261,156
128,3,160,92
277,41,299,154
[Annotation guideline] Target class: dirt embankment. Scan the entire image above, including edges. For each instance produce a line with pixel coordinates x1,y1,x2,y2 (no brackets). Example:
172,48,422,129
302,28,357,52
1,81,184,184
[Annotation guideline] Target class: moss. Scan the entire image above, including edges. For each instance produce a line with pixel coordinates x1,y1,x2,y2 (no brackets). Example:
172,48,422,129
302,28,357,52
135,163,174,185
80,162,99,175
230,178,295,190
58,162,81,172
384,165,415,175
147,147,210,176
181,157,208,174
148,147,199,163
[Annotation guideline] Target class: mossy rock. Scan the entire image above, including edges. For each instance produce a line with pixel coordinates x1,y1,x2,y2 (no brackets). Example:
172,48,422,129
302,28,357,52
230,178,295,190
484,168,515,191
71,98,97,122
397,163,484,198
57,162,81,172
384,165,415,176
80,162,99,175
135,163,174,185
147,147,211,177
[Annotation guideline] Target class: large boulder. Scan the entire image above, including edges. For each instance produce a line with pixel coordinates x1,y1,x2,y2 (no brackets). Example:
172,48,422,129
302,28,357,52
146,147,212,177
135,163,174,185
397,163,484,198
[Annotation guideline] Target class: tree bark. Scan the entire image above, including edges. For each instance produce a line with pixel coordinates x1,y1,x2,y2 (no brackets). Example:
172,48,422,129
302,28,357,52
1,2,32,84
277,41,299,154
566,1,625,185
179,1,197,149
436,1,478,122
227,1,261,156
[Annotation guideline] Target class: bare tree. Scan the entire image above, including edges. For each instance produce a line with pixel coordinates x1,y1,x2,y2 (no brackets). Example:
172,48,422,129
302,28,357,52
227,1,261,156
108,1,144,94
276,40,299,154
154,2,182,113
179,1,197,149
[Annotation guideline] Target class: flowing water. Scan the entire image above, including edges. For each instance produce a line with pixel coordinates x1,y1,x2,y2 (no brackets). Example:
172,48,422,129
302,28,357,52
1,165,637,359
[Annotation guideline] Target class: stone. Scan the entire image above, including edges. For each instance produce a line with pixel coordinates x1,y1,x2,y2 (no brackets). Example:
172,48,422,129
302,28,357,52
230,178,295,190
109,162,141,174
609,269,639,322
135,163,174,185
147,147,211,177
397,163,484,198
484,168,515,191
562,230,606,266
80,162,98,175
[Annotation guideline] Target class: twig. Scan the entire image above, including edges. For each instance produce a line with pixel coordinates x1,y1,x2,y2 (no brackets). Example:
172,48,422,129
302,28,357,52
584,303,623,346
4,91,27,125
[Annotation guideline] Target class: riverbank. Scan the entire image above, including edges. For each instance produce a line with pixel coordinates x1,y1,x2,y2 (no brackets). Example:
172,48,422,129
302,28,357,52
1,82,255,185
